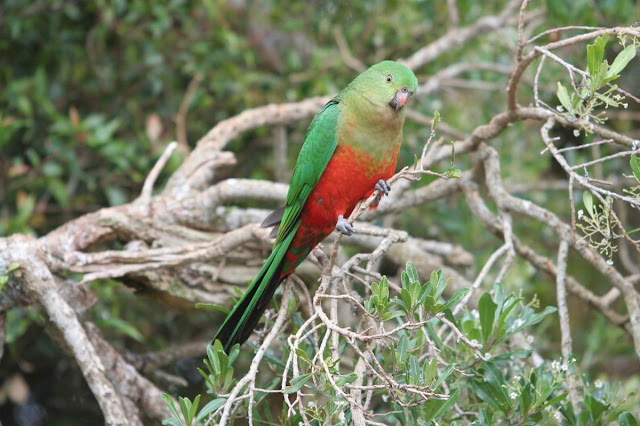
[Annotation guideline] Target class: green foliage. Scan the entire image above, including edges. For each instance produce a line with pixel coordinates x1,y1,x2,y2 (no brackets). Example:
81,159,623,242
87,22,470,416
556,34,638,128
162,341,237,425
391,263,469,319
198,340,239,396
364,276,393,320
0,0,447,236
162,394,226,426
560,379,639,425
169,264,637,425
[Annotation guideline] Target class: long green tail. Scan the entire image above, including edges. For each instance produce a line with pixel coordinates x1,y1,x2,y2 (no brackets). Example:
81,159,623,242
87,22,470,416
214,226,298,353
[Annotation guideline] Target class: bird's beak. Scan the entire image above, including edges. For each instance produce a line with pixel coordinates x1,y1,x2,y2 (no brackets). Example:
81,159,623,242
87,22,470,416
389,89,412,111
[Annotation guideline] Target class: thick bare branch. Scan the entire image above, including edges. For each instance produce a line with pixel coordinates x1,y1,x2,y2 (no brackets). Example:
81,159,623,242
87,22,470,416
4,236,129,426
167,96,331,195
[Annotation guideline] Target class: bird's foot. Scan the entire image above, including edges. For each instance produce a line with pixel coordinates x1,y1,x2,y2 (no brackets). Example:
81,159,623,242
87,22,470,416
336,215,355,236
370,179,391,207
375,179,391,196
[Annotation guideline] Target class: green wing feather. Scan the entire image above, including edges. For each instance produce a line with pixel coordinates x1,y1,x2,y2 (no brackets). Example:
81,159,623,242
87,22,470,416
214,98,341,351
276,98,341,241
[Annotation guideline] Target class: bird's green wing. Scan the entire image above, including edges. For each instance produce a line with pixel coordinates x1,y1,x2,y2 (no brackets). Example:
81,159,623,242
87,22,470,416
275,98,340,242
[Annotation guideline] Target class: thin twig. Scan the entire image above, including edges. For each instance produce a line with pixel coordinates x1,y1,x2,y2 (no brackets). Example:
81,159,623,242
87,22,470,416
140,141,178,202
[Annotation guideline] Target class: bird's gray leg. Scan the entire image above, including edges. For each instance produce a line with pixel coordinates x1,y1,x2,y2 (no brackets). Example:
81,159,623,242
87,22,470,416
375,179,391,195
371,179,391,207
335,214,355,236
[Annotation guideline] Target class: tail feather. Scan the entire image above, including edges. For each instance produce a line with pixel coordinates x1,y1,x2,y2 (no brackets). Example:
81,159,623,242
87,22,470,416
214,227,297,353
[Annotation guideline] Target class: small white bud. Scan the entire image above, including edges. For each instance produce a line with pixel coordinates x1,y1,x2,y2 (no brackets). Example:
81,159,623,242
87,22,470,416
573,129,580,137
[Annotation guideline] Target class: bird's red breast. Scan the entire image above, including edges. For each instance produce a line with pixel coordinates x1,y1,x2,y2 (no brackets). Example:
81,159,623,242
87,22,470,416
280,143,399,277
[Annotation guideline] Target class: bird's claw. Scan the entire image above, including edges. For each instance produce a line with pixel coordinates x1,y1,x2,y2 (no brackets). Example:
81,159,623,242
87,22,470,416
336,215,356,236
375,179,391,196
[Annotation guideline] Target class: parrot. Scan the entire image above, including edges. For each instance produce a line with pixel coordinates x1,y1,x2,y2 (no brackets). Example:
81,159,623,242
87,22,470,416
214,60,418,352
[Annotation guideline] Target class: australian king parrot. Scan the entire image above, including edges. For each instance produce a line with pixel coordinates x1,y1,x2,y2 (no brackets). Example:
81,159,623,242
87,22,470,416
214,60,418,351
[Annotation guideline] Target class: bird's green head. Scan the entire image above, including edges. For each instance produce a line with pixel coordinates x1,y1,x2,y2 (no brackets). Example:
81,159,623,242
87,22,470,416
348,60,418,113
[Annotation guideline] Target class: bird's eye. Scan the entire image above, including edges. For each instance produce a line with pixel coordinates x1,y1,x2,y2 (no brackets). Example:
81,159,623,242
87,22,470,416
385,75,393,83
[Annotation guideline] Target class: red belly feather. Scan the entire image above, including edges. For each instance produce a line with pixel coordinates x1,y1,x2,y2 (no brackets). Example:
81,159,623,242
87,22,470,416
280,144,398,277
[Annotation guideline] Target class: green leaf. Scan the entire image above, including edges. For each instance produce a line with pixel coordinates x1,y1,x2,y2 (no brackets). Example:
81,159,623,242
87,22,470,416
583,191,594,216
587,34,608,77
285,373,312,394
479,293,497,346
505,306,557,340
195,303,230,314
429,388,460,421
397,334,409,364
431,110,440,131
162,393,181,422
443,288,470,310
409,355,420,384
541,392,568,409
295,348,313,366
423,295,438,314
195,398,227,422
178,395,197,425
432,270,448,300
471,378,507,414
210,342,222,374
585,394,609,420
424,358,438,385
607,44,636,78
406,261,419,285
401,288,413,312
335,372,358,386
0,263,20,291
520,383,533,415
432,363,455,390
556,82,573,112
630,154,640,182
188,394,200,424
619,411,640,426
587,42,597,77
594,92,619,108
